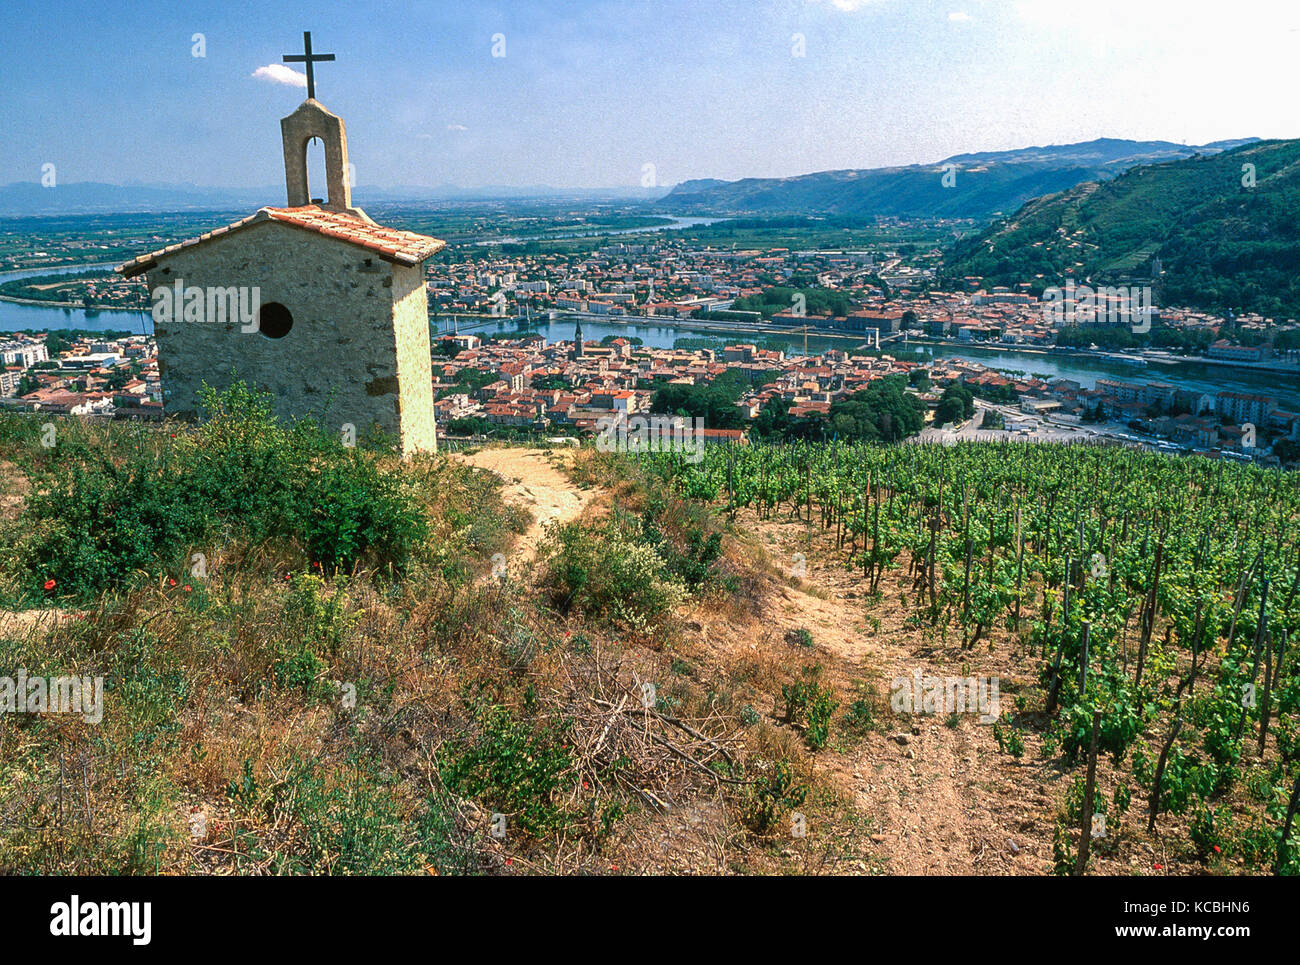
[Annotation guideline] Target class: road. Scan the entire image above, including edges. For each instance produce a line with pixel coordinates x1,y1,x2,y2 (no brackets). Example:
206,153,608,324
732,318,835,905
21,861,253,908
917,399,1111,446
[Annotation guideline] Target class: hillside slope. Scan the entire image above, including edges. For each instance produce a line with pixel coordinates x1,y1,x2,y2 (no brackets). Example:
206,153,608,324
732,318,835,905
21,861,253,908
5,400,1297,875
944,138,1300,317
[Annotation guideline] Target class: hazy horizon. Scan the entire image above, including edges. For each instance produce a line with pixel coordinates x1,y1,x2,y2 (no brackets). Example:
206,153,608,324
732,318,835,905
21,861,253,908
0,133,1266,197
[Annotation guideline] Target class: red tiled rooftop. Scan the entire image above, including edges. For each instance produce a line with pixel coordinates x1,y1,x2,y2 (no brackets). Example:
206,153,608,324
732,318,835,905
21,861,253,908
117,205,446,278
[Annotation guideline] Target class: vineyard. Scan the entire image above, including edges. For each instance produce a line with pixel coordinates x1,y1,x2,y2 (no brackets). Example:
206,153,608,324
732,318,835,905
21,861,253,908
637,439,1300,874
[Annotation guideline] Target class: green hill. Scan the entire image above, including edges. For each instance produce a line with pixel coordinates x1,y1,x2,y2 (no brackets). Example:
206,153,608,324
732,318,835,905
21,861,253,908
943,139,1300,317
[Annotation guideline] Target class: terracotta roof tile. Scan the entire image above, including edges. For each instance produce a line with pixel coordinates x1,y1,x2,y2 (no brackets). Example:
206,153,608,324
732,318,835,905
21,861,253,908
117,205,445,278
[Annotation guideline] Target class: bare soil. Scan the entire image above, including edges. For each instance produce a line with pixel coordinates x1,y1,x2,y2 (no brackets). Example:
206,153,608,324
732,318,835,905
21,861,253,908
445,445,1185,876
452,446,593,565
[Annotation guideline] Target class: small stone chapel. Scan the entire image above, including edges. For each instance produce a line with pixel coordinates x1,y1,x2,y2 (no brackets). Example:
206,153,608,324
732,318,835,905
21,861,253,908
118,32,443,455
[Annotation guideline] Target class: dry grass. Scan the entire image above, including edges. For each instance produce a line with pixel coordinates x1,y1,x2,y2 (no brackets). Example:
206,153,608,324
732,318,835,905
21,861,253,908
0,432,860,875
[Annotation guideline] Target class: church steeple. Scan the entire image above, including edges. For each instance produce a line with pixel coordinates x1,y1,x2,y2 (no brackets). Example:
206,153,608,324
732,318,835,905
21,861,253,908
278,31,371,222
572,317,584,360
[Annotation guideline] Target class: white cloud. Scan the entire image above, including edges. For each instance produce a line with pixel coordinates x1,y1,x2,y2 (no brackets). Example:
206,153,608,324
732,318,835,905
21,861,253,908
251,64,307,88
446,123,468,131
948,11,972,22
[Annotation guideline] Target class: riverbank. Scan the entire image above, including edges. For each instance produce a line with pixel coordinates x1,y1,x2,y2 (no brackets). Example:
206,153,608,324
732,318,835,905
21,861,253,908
1143,350,1300,377
903,334,1300,379
0,293,144,312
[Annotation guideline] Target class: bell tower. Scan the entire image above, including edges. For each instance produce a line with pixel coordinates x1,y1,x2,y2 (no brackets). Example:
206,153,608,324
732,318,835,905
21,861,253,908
277,31,371,221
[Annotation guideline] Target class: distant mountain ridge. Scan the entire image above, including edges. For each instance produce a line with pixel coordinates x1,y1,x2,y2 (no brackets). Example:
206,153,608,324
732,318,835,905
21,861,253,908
943,138,1300,317
0,136,1261,220
659,137,1259,220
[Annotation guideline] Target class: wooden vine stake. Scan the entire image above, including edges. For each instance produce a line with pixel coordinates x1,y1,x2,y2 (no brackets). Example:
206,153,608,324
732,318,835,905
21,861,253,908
1149,701,1185,833
1077,621,1091,696
1258,628,1273,758
1234,578,1269,747
1135,541,1163,689
1073,707,1102,876
1014,504,1024,628
1277,770,1300,876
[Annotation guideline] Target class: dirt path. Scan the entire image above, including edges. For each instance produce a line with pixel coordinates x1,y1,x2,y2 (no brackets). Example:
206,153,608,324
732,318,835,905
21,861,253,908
745,512,1054,875
453,446,592,563
0,609,79,638
449,446,1053,874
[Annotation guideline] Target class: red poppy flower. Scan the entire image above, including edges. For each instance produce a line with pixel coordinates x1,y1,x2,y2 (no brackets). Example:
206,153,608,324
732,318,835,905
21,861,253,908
1213,845,1221,853
1153,863,1163,870
183,585,192,593
168,578,177,587
43,578,56,591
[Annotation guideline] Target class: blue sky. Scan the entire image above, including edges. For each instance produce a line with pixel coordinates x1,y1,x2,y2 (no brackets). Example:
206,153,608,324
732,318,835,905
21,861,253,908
2,0,1297,190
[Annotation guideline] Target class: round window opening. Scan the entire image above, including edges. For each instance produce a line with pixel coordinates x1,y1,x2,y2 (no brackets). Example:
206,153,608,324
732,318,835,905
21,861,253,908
258,302,293,339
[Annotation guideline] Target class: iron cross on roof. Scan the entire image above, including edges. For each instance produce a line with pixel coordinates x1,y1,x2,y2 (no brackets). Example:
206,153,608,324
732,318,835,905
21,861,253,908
283,31,335,101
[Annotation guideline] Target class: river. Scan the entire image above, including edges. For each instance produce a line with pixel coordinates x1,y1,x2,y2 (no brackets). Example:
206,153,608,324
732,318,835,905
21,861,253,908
5,262,1296,410
0,263,153,335
911,342,1300,412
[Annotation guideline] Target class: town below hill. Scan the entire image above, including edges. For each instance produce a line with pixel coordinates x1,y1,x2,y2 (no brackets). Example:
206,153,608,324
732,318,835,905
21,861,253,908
3,195,1298,469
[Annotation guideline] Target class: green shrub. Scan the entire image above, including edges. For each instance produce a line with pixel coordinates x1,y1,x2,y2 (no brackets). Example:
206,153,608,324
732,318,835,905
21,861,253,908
640,505,723,592
441,700,574,837
15,449,208,596
785,628,814,648
540,515,686,629
1061,695,1145,765
1189,804,1233,860
5,381,429,601
280,573,358,656
843,698,876,734
740,760,808,835
782,667,839,751
268,575,358,702
993,714,1026,758
271,646,328,700
227,758,463,875
293,454,427,569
